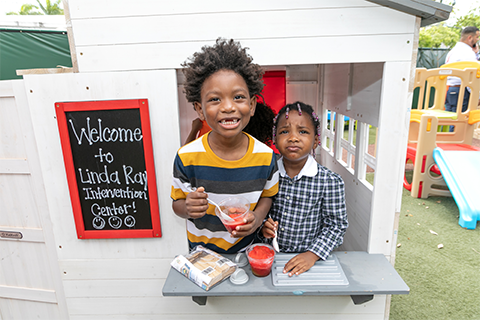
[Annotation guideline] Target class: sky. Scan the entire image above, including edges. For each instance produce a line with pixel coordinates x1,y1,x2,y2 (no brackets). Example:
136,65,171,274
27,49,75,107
0,0,478,22
448,0,480,23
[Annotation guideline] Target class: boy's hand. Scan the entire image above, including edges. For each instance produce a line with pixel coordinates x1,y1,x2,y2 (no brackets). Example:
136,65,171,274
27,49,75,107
261,218,278,239
230,197,272,238
283,251,320,277
185,186,209,219
231,211,259,238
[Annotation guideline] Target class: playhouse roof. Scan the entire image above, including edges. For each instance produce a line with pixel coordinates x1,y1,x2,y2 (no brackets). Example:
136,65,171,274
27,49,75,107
369,0,452,27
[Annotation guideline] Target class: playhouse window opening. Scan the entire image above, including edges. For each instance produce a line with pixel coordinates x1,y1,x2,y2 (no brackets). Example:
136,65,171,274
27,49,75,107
366,124,377,182
322,109,336,155
339,115,355,173
345,120,376,188
357,121,377,188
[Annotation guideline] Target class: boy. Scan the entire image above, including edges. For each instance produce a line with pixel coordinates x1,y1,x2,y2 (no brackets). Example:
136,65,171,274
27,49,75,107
171,39,279,254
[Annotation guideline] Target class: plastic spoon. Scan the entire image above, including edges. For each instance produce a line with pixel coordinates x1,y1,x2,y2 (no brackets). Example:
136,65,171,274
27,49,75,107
186,186,234,222
272,228,280,252
207,198,234,222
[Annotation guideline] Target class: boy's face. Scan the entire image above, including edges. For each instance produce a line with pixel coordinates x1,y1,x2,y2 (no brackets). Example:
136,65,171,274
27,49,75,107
275,110,318,166
194,70,256,141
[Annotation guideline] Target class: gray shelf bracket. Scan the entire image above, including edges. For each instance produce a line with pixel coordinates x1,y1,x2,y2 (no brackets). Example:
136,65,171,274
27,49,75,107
351,295,374,305
192,296,207,306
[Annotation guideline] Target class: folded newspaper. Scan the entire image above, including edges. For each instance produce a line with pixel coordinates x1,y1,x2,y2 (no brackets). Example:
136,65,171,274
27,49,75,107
171,246,237,291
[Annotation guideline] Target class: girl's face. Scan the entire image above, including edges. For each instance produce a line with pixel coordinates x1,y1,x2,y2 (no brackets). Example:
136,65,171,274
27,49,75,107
275,110,318,166
194,70,256,142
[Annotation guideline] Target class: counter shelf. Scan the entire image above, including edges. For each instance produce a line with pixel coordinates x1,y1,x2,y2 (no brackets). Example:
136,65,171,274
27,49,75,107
162,251,409,305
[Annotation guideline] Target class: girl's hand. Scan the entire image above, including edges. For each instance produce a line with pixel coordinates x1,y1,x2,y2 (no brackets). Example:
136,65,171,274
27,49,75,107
283,251,320,277
185,186,208,219
261,218,277,239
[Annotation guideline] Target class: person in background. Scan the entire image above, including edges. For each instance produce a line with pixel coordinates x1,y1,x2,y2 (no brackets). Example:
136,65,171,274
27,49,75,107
444,26,480,115
261,101,348,276
184,118,209,145
171,38,279,254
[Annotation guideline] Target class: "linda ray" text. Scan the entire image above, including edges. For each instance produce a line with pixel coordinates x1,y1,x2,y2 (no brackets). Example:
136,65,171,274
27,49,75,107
78,165,148,191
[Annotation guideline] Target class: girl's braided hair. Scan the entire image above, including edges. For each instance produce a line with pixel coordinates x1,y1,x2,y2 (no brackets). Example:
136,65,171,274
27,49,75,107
181,38,265,103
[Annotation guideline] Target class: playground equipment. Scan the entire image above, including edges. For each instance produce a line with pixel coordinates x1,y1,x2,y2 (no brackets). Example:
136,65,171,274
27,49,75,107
404,61,480,229
433,146,480,229
408,61,480,145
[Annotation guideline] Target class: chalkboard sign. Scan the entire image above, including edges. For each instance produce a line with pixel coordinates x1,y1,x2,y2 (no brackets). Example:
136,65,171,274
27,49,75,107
55,99,161,239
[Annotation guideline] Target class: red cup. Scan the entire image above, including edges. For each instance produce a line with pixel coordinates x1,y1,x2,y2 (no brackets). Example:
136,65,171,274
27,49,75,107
246,243,276,277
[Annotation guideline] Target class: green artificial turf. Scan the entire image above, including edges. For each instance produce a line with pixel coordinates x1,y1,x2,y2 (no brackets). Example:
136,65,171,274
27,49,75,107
389,173,480,320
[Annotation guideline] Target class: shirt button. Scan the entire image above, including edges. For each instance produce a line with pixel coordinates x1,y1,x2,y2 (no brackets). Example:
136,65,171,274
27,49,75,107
281,227,285,231
286,196,290,200
283,212,286,215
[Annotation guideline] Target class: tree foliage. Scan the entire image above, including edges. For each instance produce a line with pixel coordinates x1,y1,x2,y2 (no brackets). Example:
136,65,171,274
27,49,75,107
419,23,460,48
7,0,64,15
419,8,480,49
454,9,480,29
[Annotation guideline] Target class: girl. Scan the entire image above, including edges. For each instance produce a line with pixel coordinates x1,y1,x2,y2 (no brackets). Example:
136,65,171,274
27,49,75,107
261,101,348,276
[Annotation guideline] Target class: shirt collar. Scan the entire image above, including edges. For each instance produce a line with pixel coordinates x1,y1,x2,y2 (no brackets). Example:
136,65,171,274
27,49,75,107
458,41,473,49
277,154,318,180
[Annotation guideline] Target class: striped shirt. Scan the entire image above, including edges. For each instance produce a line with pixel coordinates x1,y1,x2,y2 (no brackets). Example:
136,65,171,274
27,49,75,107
171,132,279,253
268,155,348,261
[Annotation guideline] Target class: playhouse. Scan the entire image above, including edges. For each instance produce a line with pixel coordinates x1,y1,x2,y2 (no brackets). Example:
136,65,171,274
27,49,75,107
0,1,452,319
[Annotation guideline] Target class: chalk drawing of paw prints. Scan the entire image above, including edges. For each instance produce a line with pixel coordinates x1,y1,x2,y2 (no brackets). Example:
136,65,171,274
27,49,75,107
109,216,122,229
92,216,106,229
124,215,136,228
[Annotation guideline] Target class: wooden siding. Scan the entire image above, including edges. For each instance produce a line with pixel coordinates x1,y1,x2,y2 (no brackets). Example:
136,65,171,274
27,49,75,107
65,0,416,72
67,0,377,18
368,60,413,254
0,80,68,319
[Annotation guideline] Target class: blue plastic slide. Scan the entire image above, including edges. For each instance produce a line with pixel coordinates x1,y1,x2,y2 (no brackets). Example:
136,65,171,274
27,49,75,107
433,147,480,229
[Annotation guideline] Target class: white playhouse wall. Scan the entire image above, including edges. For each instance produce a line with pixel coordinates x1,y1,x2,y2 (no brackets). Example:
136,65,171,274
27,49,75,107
0,1,425,319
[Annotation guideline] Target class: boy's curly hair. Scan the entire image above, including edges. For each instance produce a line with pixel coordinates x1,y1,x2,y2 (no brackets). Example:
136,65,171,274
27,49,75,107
181,38,265,103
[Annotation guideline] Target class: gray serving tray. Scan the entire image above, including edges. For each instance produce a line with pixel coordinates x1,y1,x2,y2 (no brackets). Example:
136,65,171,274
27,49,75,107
272,254,349,286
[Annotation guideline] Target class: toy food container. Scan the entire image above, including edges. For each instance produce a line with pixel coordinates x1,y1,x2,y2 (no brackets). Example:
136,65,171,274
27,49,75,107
215,196,250,233
246,243,276,277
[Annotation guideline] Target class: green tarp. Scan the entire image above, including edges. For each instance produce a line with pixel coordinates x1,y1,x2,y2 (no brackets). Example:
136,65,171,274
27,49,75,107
0,28,72,80
416,47,449,69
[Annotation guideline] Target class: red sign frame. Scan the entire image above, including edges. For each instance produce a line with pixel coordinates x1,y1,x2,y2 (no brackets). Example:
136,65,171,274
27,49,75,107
55,99,161,239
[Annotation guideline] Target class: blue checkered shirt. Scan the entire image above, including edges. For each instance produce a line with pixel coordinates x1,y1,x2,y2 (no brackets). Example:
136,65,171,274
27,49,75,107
267,155,348,261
